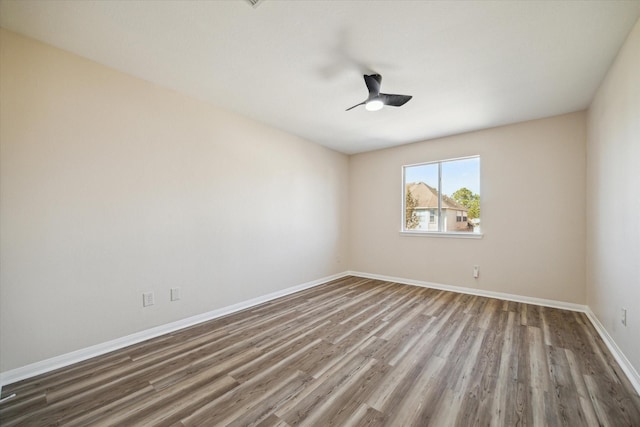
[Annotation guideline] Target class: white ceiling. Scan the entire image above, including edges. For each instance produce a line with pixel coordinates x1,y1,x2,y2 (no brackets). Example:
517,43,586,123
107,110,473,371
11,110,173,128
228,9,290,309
1,1,639,154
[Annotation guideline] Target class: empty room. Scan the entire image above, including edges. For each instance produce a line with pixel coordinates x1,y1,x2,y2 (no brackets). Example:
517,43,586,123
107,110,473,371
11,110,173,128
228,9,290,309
1,1,639,425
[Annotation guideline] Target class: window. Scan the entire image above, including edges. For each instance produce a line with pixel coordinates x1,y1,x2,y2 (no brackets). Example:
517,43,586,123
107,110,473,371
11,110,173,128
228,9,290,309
403,156,480,234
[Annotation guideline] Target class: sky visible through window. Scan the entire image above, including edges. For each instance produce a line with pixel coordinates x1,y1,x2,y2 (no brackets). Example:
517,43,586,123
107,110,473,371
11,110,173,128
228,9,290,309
404,157,480,196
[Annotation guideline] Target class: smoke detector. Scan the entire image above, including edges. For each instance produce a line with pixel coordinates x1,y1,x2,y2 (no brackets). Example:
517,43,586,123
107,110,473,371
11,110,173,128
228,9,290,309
246,0,265,8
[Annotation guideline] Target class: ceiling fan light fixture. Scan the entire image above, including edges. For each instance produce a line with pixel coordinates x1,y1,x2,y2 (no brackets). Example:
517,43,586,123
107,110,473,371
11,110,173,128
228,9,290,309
365,99,384,111
347,74,411,111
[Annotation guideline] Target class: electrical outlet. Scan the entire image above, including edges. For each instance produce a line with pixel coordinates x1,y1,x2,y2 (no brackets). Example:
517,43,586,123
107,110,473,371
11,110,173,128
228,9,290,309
473,265,480,278
170,287,180,301
143,292,154,307
621,308,627,326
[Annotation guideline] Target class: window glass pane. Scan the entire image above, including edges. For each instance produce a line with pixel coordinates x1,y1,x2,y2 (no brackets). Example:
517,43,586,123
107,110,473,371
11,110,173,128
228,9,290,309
441,157,480,233
403,156,480,234
405,163,438,231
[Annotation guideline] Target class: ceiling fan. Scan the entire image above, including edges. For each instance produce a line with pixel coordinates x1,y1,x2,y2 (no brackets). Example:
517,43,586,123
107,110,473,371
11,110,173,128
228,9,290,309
346,74,412,111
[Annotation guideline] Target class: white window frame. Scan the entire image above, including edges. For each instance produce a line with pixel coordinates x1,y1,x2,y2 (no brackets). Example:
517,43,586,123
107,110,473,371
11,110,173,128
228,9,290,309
401,155,482,239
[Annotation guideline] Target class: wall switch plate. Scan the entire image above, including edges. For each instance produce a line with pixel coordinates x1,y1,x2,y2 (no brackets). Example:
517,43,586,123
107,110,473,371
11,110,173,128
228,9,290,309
170,288,180,301
621,308,627,326
143,292,154,307
473,265,480,278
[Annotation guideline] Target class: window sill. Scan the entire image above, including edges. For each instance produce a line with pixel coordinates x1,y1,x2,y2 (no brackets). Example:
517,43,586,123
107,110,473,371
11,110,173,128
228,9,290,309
399,231,484,239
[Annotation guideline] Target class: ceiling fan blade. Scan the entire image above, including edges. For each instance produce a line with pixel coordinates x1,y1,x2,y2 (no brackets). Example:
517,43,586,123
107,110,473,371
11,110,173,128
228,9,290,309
345,101,366,111
347,75,411,111
380,93,412,107
364,74,382,96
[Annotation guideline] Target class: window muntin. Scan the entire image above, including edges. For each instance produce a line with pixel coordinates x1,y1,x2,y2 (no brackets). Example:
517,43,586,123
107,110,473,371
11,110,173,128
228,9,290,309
403,156,480,234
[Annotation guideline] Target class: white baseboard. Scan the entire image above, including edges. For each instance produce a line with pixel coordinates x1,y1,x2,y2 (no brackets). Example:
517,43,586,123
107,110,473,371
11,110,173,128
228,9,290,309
347,271,587,312
348,270,640,395
3,270,639,398
584,308,640,393
0,271,350,390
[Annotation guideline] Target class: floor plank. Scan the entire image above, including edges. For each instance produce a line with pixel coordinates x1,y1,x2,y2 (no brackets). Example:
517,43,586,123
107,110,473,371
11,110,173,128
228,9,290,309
1,276,639,426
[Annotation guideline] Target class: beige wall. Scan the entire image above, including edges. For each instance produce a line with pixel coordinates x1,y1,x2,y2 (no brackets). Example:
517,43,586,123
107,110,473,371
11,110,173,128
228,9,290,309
0,30,349,372
587,19,640,373
349,112,586,304
3,18,637,380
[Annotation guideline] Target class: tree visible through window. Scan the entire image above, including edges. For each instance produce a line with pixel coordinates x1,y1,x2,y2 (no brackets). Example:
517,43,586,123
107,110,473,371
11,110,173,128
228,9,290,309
403,156,480,233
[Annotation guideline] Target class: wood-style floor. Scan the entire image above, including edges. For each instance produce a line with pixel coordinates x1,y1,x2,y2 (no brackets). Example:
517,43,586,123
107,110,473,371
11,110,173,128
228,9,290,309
1,276,639,426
